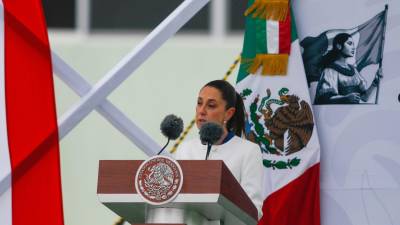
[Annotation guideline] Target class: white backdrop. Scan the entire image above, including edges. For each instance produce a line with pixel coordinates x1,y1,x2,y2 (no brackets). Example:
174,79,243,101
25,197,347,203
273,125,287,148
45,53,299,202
293,0,400,224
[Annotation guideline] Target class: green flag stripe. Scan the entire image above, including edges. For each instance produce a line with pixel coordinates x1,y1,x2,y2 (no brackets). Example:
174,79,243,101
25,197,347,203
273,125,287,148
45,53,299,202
240,0,257,60
290,6,298,42
256,18,267,54
237,0,257,83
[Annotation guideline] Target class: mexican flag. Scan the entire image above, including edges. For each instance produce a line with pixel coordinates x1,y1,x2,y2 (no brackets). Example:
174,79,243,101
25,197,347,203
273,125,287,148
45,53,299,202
300,6,387,85
0,1,64,225
236,3,321,225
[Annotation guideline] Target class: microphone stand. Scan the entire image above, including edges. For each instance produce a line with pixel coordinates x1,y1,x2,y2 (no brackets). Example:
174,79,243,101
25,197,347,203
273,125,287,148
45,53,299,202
157,138,170,155
205,143,212,160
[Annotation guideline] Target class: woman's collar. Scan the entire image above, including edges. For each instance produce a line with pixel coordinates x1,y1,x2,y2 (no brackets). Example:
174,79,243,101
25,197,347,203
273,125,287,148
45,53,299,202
221,131,235,144
327,62,355,76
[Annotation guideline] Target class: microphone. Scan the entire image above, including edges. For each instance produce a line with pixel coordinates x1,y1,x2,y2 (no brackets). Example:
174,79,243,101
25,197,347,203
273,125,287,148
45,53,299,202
199,122,224,160
157,114,184,155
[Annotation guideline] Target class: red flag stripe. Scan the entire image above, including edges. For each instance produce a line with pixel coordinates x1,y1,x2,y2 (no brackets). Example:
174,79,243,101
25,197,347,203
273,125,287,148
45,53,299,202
279,10,291,54
3,0,64,225
258,163,320,225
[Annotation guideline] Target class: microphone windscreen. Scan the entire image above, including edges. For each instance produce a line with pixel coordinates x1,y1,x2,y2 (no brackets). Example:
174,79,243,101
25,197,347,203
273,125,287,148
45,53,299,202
160,114,184,140
199,122,224,145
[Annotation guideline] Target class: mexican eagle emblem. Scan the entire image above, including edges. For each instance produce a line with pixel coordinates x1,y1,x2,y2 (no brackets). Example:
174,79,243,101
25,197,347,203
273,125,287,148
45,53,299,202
135,156,183,205
241,87,314,169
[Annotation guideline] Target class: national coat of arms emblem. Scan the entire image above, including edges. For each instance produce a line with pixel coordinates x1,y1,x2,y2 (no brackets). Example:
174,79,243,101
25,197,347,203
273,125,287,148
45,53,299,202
241,87,314,169
135,156,183,205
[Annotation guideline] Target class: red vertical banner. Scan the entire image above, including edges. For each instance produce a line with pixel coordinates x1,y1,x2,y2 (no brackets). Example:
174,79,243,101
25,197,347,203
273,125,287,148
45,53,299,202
2,0,64,224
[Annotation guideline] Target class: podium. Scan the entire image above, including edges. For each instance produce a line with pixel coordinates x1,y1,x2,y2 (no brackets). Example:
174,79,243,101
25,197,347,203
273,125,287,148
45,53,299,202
97,160,258,225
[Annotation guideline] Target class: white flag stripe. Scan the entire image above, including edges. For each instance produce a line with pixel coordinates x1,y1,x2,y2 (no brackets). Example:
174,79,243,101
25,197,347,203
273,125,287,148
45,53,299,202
266,20,279,54
0,2,12,225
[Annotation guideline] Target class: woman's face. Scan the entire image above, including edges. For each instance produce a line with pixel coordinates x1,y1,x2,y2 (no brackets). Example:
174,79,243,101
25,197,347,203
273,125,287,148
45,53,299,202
196,86,235,129
340,37,355,58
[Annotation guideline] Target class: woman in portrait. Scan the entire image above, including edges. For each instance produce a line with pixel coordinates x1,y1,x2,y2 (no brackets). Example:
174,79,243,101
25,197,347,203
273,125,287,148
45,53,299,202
315,33,382,104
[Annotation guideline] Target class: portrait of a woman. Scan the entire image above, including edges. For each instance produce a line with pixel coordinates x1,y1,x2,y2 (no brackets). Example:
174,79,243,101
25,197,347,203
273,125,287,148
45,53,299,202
314,33,382,104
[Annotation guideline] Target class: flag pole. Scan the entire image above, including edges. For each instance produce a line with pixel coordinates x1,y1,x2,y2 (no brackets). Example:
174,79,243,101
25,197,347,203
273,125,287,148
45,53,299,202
375,4,388,104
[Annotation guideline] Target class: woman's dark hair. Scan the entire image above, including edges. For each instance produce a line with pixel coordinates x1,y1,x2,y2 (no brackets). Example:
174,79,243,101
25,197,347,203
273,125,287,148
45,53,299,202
203,80,245,137
321,33,352,67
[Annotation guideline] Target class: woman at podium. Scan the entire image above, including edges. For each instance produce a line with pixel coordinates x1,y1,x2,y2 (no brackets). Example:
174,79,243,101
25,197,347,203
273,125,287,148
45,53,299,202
174,80,264,218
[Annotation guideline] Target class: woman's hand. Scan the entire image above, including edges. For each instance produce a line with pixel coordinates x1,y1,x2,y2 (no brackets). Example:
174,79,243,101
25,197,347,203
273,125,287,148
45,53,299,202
345,93,361,103
372,68,383,86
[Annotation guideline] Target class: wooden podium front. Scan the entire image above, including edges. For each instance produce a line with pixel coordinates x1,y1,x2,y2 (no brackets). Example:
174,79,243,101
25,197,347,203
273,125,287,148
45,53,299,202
97,160,258,225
